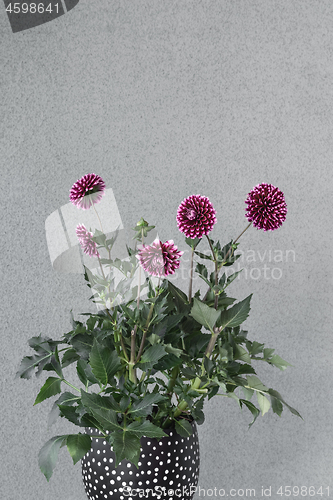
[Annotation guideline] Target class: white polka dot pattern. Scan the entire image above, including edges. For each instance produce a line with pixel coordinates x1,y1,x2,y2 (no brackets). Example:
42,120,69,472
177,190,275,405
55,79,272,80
81,422,200,500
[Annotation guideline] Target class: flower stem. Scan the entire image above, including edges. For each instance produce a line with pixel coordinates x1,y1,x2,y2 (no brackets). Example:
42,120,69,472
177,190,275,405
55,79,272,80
206,236,218,309
188,247,195,302
203,222,252,302
62,379,81,394
135,301,155,363
222,221,252,265
93,204,104,233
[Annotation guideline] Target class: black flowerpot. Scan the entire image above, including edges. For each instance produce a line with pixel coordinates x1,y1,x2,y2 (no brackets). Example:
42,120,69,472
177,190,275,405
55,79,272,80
82,423,200,500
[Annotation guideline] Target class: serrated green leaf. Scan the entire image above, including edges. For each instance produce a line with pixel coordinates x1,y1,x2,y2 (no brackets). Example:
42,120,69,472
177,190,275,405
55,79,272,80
175,419,193,438
127,420,167,438
257,392,271,416
80,390,121,430
268,389,302,418
241,387,254,400
16,352,53,379
48,392,79,428
270,394,283,416
112,432,141,468
194,251,213,261
34,377,62,405
239,400,260,428
224,270,242,287
246,341,264,356
190,298,221,333
58,405,83,426
130,393,166,418
185,237,201,249
233,345,251,364
61,348,80,368
38,435,68,481
246,375,268,392
263,348,275,359
66,434,92,465
167,282,189,311
89,339,121,385
137,344,167,370
269,354,293,371
218,294,252,330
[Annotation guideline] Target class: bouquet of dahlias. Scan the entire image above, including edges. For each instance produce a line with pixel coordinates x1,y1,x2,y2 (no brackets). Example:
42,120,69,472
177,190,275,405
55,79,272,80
17,174,300,481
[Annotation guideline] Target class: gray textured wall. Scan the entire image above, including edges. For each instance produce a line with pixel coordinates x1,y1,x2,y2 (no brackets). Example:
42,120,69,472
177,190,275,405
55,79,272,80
1,1,332,499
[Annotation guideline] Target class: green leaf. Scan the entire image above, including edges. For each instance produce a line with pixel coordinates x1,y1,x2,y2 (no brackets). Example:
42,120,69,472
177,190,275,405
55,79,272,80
127,420,167,438
48,392,79,427
263,348,275,359
34,377,62,405
246,341,264,356
130,393,166,418
38,435,68,481
175,419,193,438
268,389,302,419
218,294,252,330
89,339,121,385
66,434,92,465
185,237,201,249
246,375,268,393
269,355,293,371
16,353,53,379
270,394,283,416
239,400,260,428
190,298,221,333
71,333,94,360
137,344,167,370
224,270,242,287
58,405,85,426
112,432,141,467
80,391,122,431
233,345,251,364
241,387,254,401
257,392,271,416
167,282,189,311
61,348,80,368
194,250,213,261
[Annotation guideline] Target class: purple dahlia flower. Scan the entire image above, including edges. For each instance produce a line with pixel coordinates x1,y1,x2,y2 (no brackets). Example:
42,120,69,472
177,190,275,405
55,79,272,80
245,183,287,231
177,195,217,239
76,224,100,257
137,239,183,277
69,173,106,210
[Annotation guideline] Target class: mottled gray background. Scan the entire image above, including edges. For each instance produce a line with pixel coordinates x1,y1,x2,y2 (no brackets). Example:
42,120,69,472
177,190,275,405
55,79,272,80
1,1,332,499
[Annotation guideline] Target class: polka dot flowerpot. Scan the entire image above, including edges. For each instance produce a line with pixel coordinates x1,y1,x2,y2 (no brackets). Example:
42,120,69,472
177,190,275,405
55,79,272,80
81,423,200,500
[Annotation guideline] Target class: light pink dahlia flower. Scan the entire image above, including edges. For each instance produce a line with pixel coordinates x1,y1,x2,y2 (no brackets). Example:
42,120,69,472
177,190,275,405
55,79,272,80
76,224,99,257
137,240,183,277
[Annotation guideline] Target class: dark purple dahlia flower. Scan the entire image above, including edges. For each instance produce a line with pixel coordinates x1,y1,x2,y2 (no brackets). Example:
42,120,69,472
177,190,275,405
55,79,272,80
69,173,106,210
177,195,217,239
137,239,183,277
76,224,99,257
245,183,287,231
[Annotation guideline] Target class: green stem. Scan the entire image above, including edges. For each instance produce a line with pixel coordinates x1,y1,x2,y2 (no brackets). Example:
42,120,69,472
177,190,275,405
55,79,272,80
62,379,81,394
222,221,252,266
203,222,252,302
204,326,221,358
173,377,201,418
93,204,104,233
206,236,218,309
135,301,155,363
167,366,180,396
188,247,195,303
